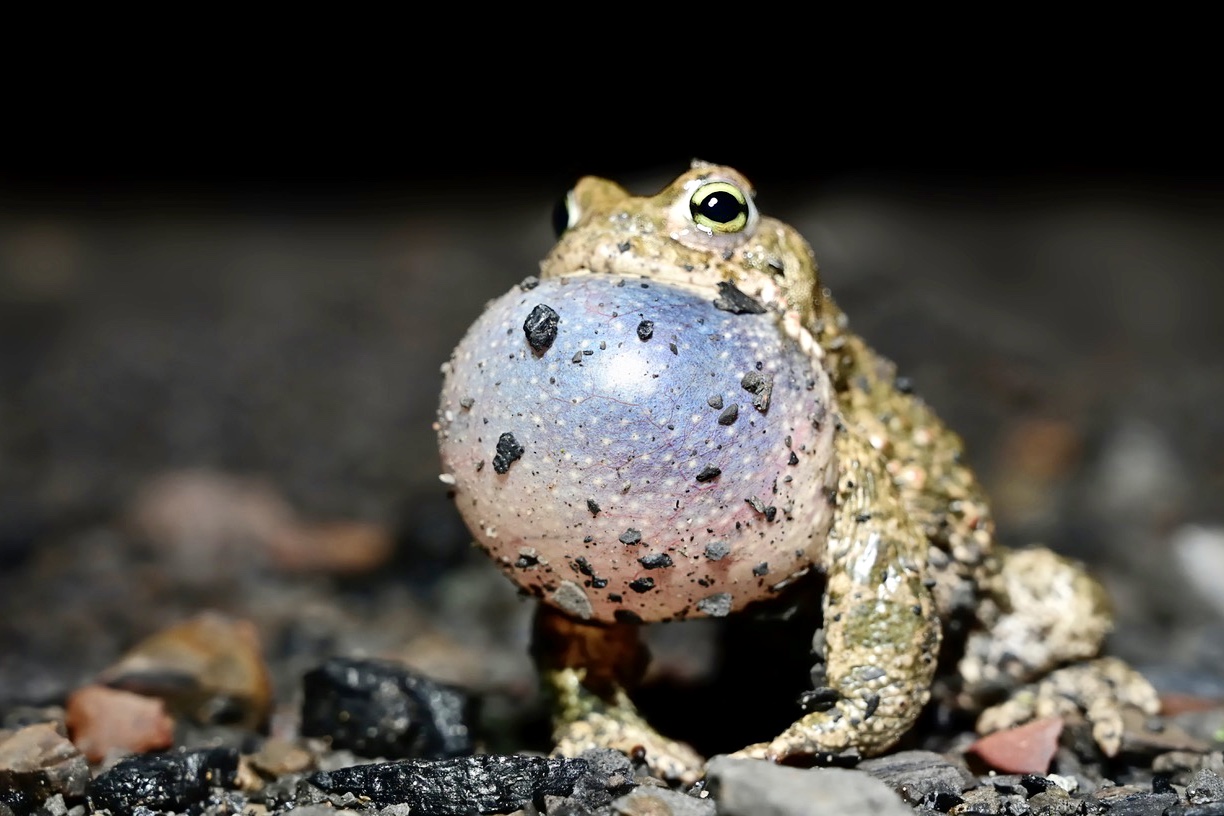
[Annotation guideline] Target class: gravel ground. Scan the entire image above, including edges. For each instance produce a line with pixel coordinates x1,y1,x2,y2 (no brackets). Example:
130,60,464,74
1,165,1222,814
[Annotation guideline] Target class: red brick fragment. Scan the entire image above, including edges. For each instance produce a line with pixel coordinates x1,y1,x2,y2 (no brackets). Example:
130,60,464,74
968,716,1064,775
66,685,174,763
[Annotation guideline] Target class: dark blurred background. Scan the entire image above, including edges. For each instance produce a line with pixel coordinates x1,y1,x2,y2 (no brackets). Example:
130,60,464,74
2,126,1222,736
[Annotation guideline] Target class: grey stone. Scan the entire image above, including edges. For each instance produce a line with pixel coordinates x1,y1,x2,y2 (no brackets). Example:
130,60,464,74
611,787,714,815
858,749,970,805
704,756,911,816
0,723,89,813
1089,786,1178,816
41,794,69,816
1028,786,1082,815
1189,769,1224,805
957,784,1027,815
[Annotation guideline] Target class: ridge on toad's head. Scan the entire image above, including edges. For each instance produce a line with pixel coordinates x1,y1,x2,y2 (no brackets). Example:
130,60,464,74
541,163,822,329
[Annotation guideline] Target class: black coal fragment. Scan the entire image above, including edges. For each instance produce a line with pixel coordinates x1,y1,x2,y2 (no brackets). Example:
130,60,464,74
618,528,642,545
740,370,773,411
300,657,474,760
492,432,524,474
629,577,655,592
636,320,654,341
705,541,730,560
638,553,673,569
695,465,722,482
717,404,739,425
523,304,560,353
308,755,590,815
713,281,767,314
87,748,239,816
586,498,600,516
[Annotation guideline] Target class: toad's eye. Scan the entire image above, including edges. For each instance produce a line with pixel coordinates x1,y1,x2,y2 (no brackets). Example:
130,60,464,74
552,190,579,237
689,181,751,234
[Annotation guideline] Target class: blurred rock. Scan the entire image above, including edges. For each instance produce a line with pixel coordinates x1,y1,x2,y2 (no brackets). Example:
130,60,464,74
87,747,239,815
127,469,393,582
1090,421,1188,522
609,787,714,815
97,611,271,730
269,519,394,575
704,756,912,816
1,706,65,732
1117,706,1211,756
65,684,174,762
1162,694,1224,717
246,737,314,778
1172,525,1224,619
991,417,1083,528
127,470,293,582
0,723,89,813
967,716,1063,774
300,657,474,760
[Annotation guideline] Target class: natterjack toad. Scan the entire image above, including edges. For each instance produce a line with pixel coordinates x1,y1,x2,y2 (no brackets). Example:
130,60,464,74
435,163,1158,781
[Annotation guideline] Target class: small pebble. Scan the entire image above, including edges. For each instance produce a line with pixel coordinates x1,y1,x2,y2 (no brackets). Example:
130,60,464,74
66,685,174,763
705,756,912,816
968,716,1064,774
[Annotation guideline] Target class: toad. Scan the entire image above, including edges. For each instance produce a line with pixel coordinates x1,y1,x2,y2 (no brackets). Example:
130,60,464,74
435,162,1158,780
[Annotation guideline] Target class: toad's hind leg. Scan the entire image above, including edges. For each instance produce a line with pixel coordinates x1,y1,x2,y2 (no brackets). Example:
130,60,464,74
744,428,942,761
533,606,705,783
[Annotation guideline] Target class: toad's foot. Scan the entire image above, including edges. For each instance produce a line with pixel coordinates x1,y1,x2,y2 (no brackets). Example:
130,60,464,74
738,429,944,762
976,657,1160,757
958,547,1114,706
545,667,704,784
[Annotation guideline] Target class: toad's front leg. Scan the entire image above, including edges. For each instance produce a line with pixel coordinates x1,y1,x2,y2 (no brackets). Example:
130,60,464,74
533,606,705,783
745,428,942,761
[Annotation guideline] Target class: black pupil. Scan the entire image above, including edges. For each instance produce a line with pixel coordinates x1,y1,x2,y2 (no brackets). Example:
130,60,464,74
551,196,570,237
695,191,744,224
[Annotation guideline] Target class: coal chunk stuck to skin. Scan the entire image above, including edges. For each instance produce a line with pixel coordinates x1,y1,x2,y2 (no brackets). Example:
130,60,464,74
492,432,524,474
308,755,590,815
740,370,774,412
523,304,560,353
300,657,475,760
713,281,767,314
87,748,239,815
